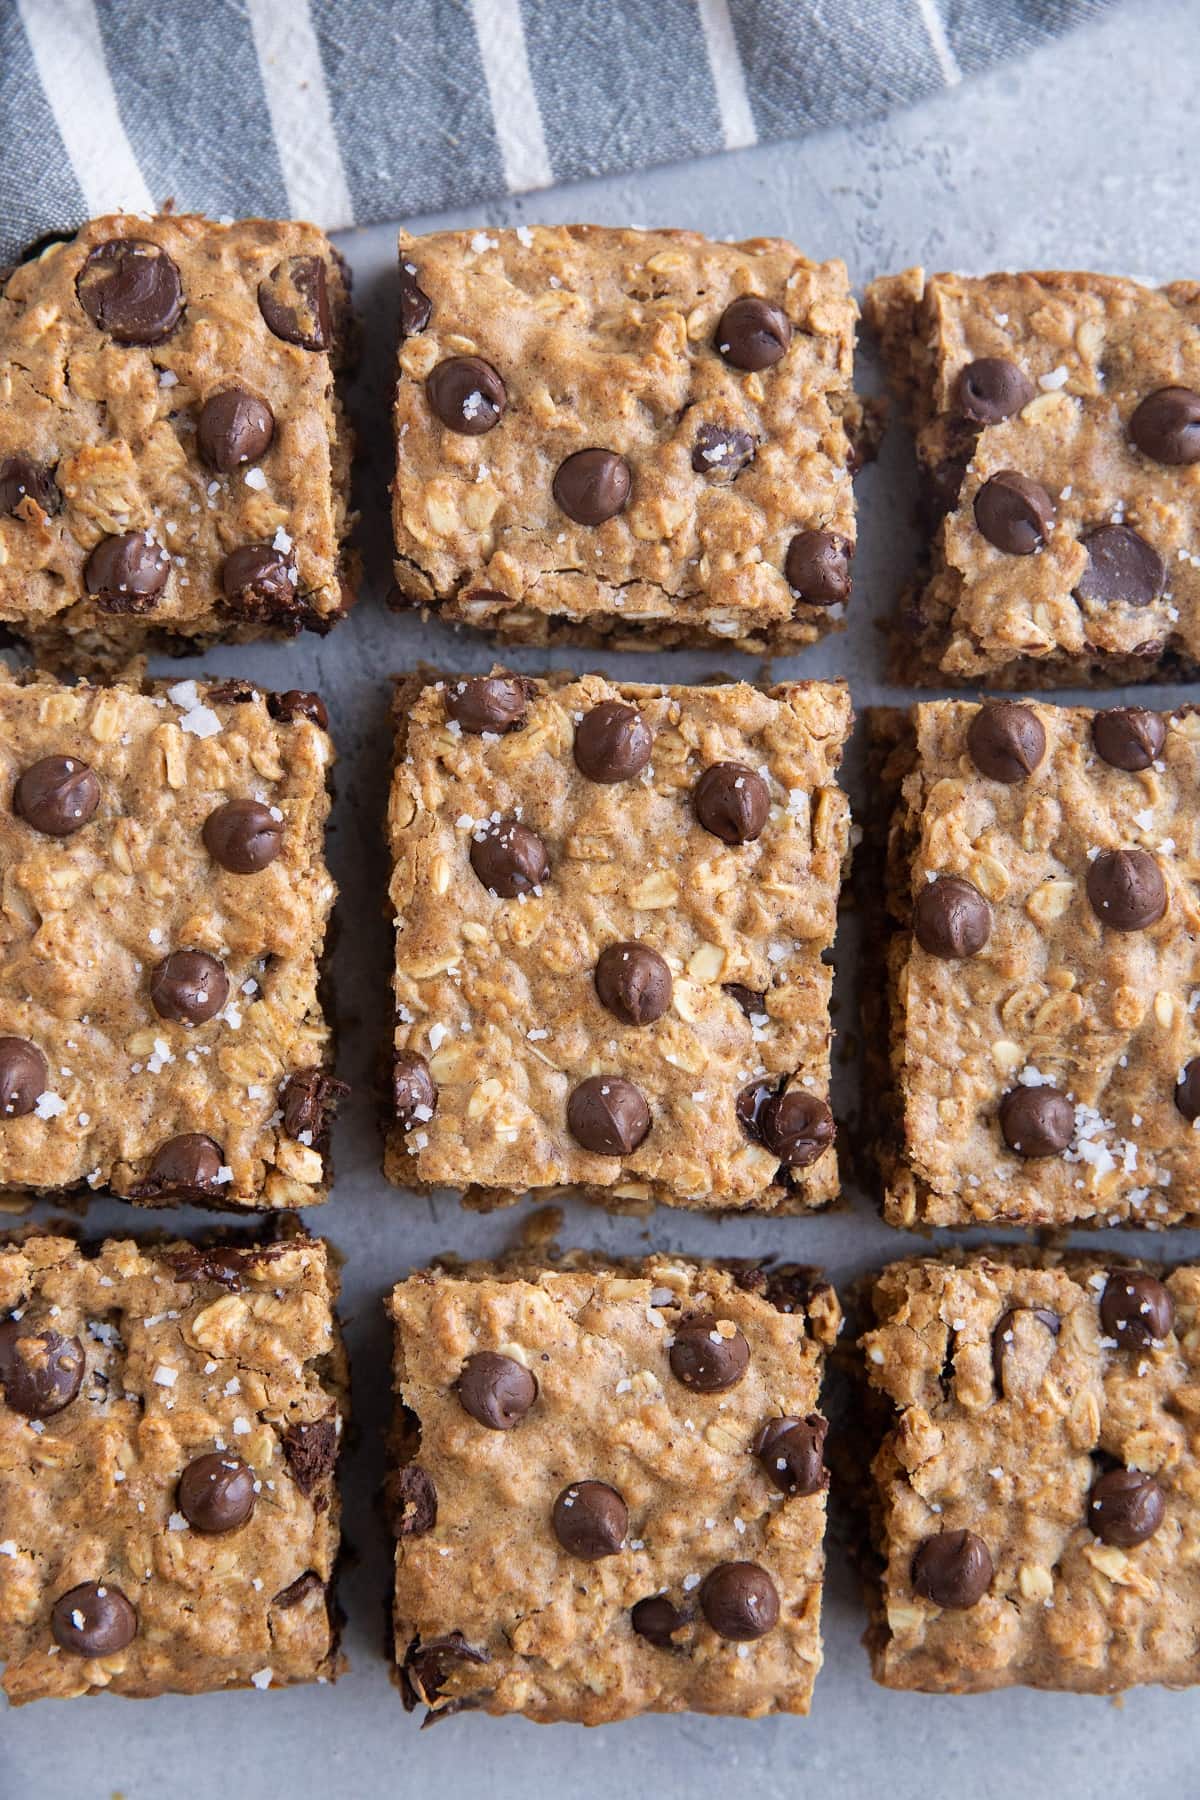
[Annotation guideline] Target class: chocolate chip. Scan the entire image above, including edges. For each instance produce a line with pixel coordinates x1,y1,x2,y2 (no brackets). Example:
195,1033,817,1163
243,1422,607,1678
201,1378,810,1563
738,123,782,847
715,296,792,371
469,817,549,897
594,941,672,1026
1091,707,1166,772
445,674,531,734
921,453,970,525
974,470,1055,553
427,356,506,434
0,1320,84,1417
272,1571,323,1610
220,544,297,619
401,1633,489,1710
999,1085,1074,1158
567,1076,651,1156
257,257,331,350
399,262,432,339
0,454,57,516
0,1036,48,1117
955,357,1035,425
457,1352,538,1430
51,1581,137,1655
991,1306,1060,1392
279,1068,347,1146
913,875,992,959
1129,386,1200,465
1089,1468,1165,1547
753,1414,828,1496
137,1133,224,1200
1177,1059,1200,1123
389,1465,438,1538
150,950,230,1025
758,1089,835,1169
197,388,275,472
669,1317,750,1393
553,449,631,525
699,1562,779,1640
85,531,170,611
13,755,100,836
631,1594,690,1647
270,689,328,729
76,238,183,344
724,983,766,1019
552,1480,628,1559
693,761,770,845
1086,848,1166,931
178,1452,256,1533
736,1078,773,1141
912,1531,992,1609
202,798,282,875
393,1052,437,1128
784,530,851,605
691,423,755,477
281,1417,339,1497
573,700,654,784
168,1242,286,1292
1075,523,1164,608
966,702,1046,783
1100,1272,1174,1348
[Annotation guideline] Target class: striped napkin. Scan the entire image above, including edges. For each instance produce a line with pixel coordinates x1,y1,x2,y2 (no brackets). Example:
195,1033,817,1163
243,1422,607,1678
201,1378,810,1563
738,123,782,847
2,0,1114,263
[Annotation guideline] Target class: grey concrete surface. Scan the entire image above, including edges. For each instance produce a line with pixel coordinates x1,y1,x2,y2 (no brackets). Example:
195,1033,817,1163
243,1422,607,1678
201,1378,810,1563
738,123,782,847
5,2,1199,1794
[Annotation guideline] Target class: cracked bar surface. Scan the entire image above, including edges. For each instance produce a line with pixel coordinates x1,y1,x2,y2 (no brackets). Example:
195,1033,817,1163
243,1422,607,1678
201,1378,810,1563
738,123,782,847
387,1253,839,1723
391,225,865,652
385,671,851,1213
866,267,1200,685
0,214,354,672
0,1231,345,1703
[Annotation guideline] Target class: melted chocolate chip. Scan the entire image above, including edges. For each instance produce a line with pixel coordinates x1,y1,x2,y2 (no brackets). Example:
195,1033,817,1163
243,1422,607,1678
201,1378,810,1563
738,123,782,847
1089,1468,1165,1547
178,1452,256,1533
758,1089,835,1168
393,1051,437,1130
427,356,506,434
150,949,229,1024
724,983,767,1019
203,798,282,873
912,1531,993,1609
0,1036,47,1118
991,1306,1061,1392
1178,1059,1200,1123
270,689,328,729
76,238,183,344
197,388,275,471
51,1581,137,1655
999,1084,1074,1158
401,1633,489,1711
955,357,1035,425
736,1078,773,1142
1086,848,1166,931
573,700,653,783
272,1571,324,1610
631,1594,690,1647
913,875,992,959
85,532,170,611
388,1465,438,1538
693,761,770,845
257,257,331,350
691,423,755,477
469,817,549,897
1075,524,1164,608
13,755,100,836
753,1414,828,1496
1100,1272,1174,1348
445,674,531,734
552,1481,628,1559
594,941,672,1026
220,544,298,620
974,470,1055,553
566,1076,651,1155
552,449,631,525
281,1417,339,1497
715,296,792,371
136,1133,224,1201
966,702,1046,783
669,1317,750,1393
168,1242,286,1292
785,530,851,605
0,454,57,516
1129,386,1200,465
0,1320,85,1417
700,1562,779,1640
457,1352,538,1430
399,262,432,338
1091,707,1166,772
279,1068,347,1146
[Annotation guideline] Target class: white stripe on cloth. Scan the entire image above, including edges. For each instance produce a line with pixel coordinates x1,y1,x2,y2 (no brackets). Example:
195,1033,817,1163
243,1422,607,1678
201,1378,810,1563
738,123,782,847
914,0,962,87
17,0,154,217
246,0,355,225
472,0,553,193
697,0,758,152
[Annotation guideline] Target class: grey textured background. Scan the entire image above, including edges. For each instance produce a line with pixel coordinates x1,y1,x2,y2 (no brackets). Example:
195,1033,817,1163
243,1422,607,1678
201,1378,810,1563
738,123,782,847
6,1,1200,1794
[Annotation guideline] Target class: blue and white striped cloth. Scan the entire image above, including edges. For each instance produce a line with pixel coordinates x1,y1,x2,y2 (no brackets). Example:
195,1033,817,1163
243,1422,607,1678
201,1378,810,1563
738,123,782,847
2,0,1113,263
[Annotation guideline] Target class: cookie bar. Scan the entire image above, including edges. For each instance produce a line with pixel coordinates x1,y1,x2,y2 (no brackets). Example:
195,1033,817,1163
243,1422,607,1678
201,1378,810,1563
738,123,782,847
385,671,851,1213
0,1231,345,1703
391,225,867,652
871,697,1200,1229
0,668,342,1209
861,1250,1200,1695
387,1253,840,1723
0,213,353,670
865,267,1200,685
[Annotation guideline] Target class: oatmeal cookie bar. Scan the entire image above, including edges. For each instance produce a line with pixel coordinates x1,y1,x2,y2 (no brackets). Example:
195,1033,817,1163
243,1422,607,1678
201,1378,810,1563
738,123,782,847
387,1253,840,1723
0,1231,345,1703
391,225,867,652
385,671,851,1213
0,214,354,671
870,697,1200,1228
866,267,1200,685
0,668,342,1209
861,1250,1200,1694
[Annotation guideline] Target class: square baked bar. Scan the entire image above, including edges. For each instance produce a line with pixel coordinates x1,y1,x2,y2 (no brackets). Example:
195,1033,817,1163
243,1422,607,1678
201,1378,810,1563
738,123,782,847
0,1231,345,1704
0,668,342,1209
861,1251,1200,1695
387,1253,840,1723
866,267,1200,685
385,671,851,1212
0,214,353,670
391,225,867,652
870,697,1200,1229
